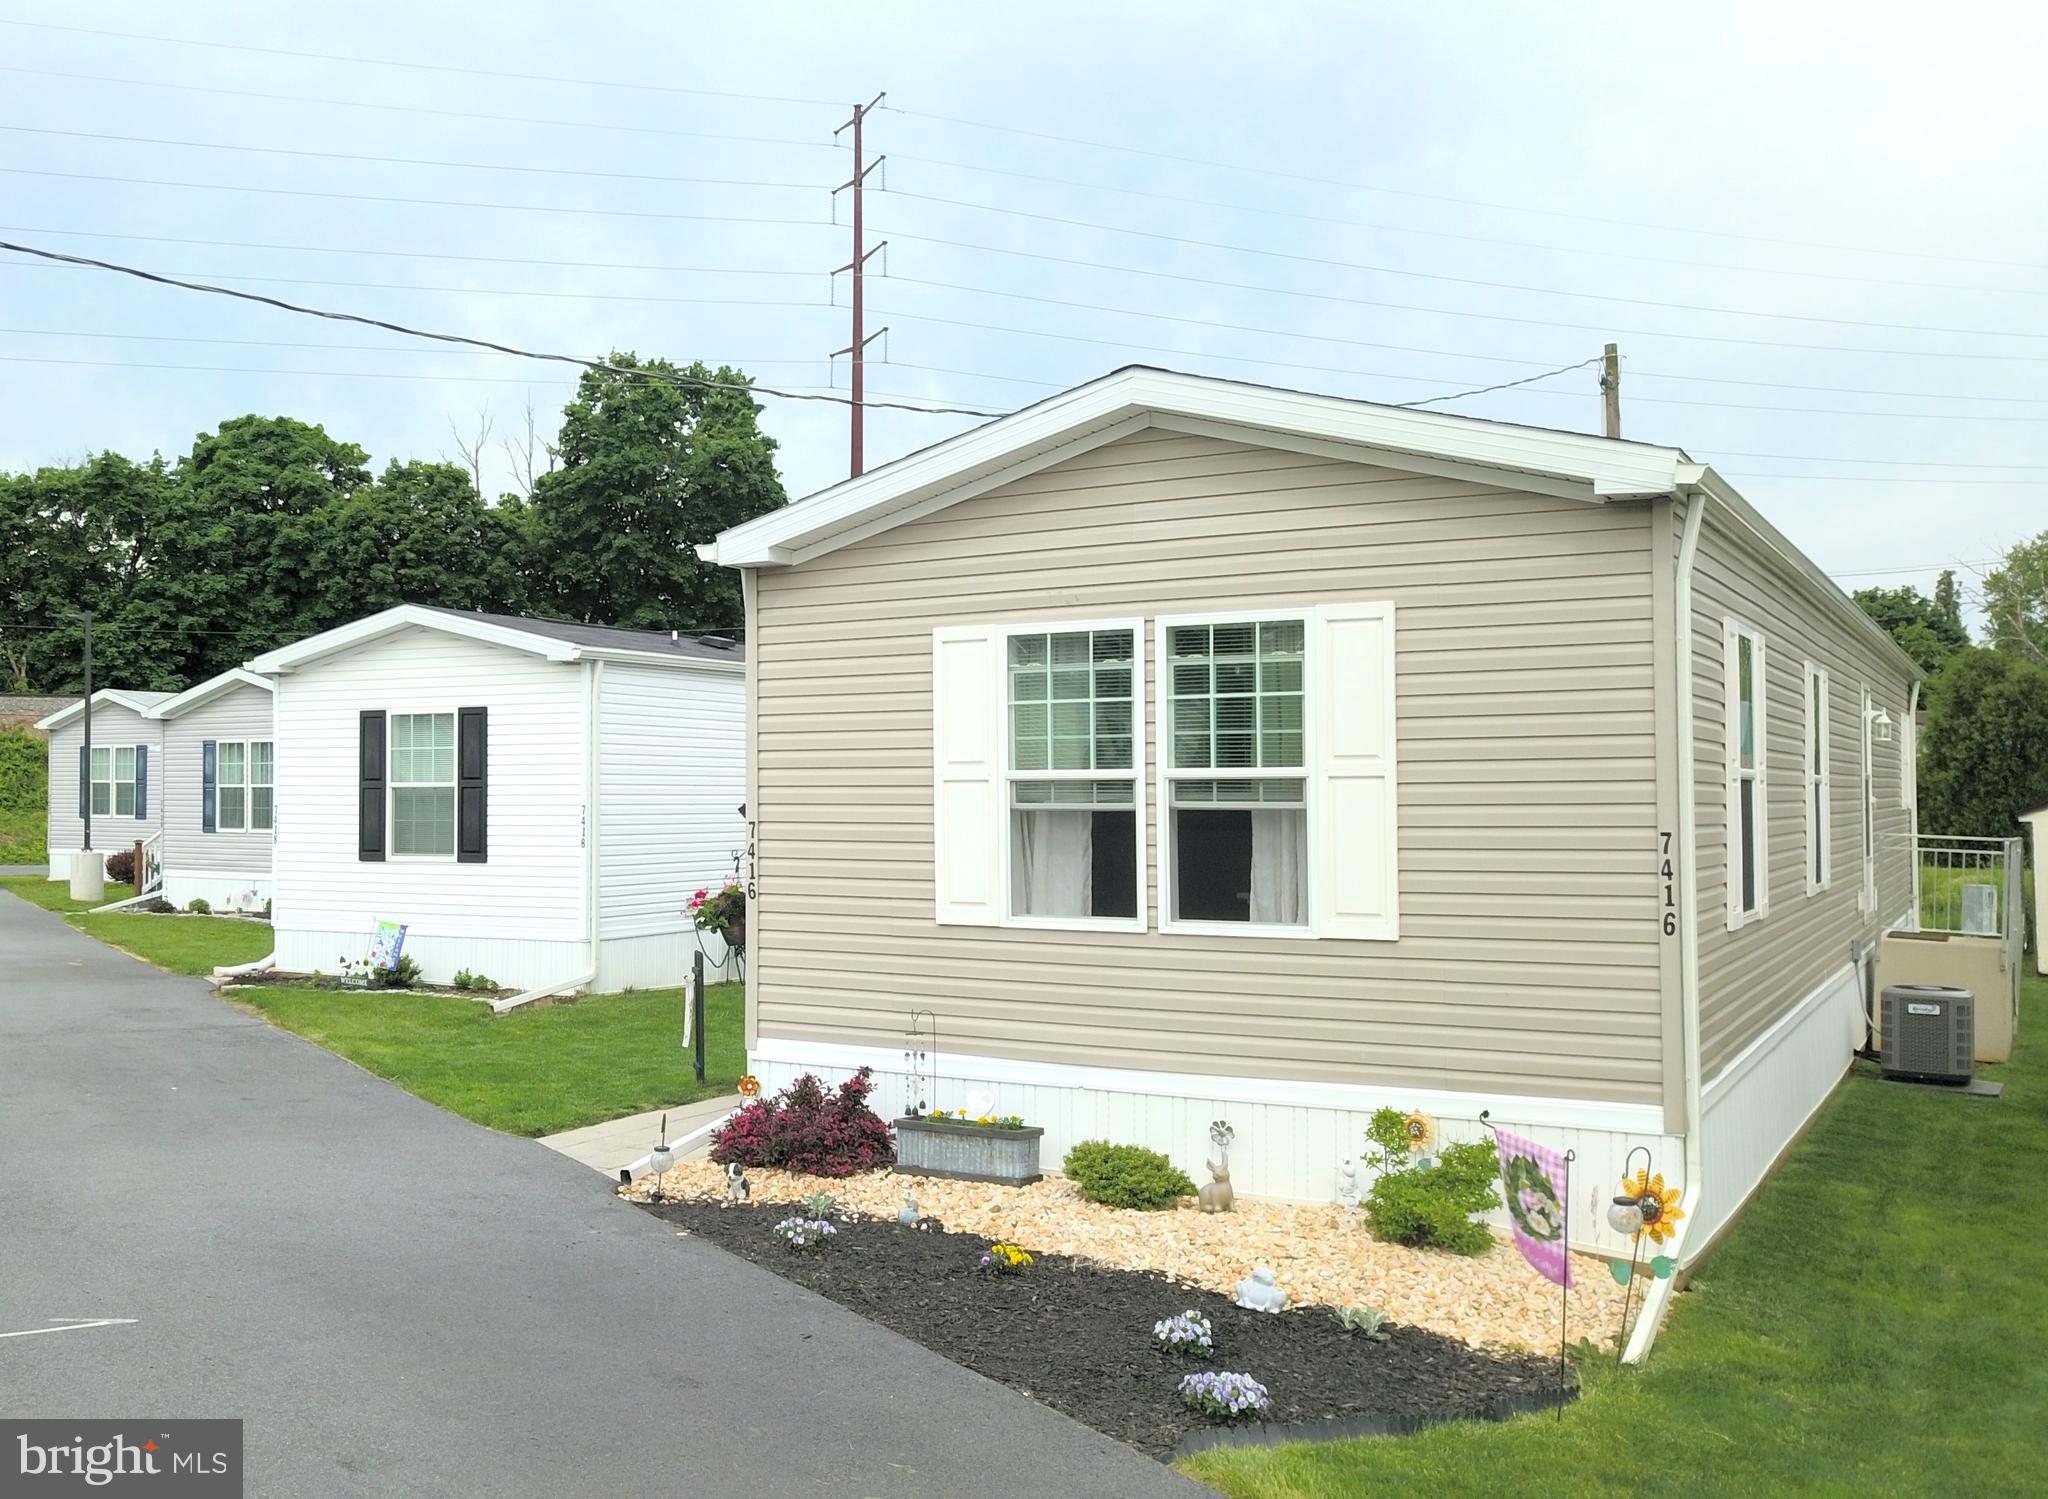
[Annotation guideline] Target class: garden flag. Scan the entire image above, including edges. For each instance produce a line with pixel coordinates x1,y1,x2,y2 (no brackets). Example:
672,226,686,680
1494,1125,1573,1288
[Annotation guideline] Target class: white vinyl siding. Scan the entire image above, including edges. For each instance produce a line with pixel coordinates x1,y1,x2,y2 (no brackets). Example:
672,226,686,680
1804,664,1830,894
389,712,456,858
270,628,586,964
158,680,275,883
1723,620,1766,930
757,427,1660,1107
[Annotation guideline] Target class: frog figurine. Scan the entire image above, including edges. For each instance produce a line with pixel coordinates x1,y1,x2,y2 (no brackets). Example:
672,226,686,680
1234,1265,1289,1313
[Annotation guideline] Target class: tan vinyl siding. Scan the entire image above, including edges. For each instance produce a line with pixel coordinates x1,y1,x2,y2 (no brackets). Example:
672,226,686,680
752,428,1665,1106
1690,503,1914,1079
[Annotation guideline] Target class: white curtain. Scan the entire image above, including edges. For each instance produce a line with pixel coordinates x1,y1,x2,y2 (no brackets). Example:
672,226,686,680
1248,809,1306,925
1012,809,1094,918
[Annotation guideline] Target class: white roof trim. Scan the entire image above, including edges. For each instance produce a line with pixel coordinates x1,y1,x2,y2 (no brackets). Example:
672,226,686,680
249,604,584,674
34,689,173,731
703,366,1693,568
245,604,736,675
146,667,276,720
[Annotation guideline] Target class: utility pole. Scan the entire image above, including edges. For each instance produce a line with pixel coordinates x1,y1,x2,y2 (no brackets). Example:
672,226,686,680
834,91,888,478
1600,342,1621,439
77,611,93,856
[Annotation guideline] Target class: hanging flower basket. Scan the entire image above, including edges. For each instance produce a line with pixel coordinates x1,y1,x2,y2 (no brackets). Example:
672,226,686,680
893,1115,1043,1185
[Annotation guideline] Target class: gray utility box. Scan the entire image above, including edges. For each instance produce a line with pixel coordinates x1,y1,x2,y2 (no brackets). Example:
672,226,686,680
893,1117,1044,1185
1880,983,1975,1085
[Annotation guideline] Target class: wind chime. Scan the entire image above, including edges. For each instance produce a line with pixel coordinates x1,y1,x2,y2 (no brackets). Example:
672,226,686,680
1605,1145,1687,1362
902,1009,937,1117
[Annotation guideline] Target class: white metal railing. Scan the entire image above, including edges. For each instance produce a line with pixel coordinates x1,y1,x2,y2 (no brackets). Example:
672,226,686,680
1907,833,2023,941
139,830,164,896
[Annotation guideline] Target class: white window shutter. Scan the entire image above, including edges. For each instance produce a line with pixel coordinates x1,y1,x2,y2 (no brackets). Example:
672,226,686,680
1313,602,1398,940
1723,620,1741,931
1754,634,1769,918
932,626,1002,926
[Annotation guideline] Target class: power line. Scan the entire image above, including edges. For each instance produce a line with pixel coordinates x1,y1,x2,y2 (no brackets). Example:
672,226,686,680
1721,472,2046,485
0,326,829,368
885,149,2046,300
0,240,1008,417
0,166,842,231
0,18,848,109
0,66,847,153
0,124,835,194
873,201,2048,343
0,353,832,389
1394,357,1605,409
885,106,2048,272
883,274,2048,372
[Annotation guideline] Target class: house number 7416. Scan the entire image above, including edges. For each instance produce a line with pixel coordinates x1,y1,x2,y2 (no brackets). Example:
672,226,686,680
1659,831,1677,936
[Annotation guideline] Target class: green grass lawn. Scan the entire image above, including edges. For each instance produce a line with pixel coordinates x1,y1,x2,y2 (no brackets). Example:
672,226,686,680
1,872,137,913
68,911,275,975
227,982,746,1136
4,872,271,974
1181,968,2048,1498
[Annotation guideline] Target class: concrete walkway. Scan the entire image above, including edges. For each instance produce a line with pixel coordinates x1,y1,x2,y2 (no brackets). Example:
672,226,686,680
541,1094,740,1177
0,893,1201,1498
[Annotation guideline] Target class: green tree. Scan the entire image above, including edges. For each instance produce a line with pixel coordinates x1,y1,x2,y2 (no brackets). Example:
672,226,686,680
1981,534,2048,666
1852,580,1971,674
526,355,785,633
1918,647,2048,838
309,459,530,627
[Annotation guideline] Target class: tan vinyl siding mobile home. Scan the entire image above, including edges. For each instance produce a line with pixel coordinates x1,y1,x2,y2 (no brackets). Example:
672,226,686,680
1689,502,1914,1079
751,428,1667,1107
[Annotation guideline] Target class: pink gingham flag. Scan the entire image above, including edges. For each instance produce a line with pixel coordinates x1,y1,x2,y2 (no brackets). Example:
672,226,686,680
1494,1126,1573,1288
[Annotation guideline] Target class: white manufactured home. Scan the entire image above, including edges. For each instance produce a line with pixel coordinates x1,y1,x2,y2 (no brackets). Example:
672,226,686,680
247,605,745,994
143,667,278,912
37,689,173,881
703,367,1921,1288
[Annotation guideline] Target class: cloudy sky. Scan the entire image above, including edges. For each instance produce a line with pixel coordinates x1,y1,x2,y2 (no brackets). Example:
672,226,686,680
3,2,2042,609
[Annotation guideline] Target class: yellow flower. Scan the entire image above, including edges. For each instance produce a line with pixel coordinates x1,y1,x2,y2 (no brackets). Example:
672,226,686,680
1620,1168,1686,1244
1402,1110,1436,1153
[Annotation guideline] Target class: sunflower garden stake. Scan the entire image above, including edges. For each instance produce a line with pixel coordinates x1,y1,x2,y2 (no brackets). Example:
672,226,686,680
1606,1146,1686,1363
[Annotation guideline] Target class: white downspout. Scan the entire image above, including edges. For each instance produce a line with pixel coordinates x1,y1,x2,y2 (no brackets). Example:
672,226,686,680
497,659,603,1015
1624,486,1708,1365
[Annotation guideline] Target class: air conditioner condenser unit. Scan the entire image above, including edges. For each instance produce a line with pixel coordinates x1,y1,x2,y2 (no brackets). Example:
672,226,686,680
1880,983,1975,1085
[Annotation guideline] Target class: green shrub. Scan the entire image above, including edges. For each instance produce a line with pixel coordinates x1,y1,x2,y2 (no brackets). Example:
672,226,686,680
187,897,212,915
452,968,475,990
1363,1135,1501,1255
1062,1140,1195,1211
0,728,45,815
365,954,423,990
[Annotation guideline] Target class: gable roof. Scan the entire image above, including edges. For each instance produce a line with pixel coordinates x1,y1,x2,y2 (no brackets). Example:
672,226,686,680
146,667,276,720
702,365,1700,569
245,603,743,676
34,688,175,731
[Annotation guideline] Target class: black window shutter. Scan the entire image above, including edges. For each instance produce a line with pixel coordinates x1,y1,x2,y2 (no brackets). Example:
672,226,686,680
457,706,487,864
134,745,148,820
359,710,386,862
201,740,218,833
78,745,89,819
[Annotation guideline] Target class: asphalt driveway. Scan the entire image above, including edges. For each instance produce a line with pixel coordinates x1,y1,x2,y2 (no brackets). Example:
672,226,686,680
0,895,1201,1497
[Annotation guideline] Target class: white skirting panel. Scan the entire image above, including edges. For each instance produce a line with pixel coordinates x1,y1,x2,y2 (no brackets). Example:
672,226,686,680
47,849,89,880
593,927,736,994
162,869,271,913
750,1037,1678,1258
274,926,592,991
1691,958,1863,1255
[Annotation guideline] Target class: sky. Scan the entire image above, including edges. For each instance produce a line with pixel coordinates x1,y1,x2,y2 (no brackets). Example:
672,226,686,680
2,2,2043,618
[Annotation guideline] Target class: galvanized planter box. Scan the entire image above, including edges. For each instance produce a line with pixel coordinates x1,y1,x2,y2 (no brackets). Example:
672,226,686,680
892,1117,1044,1185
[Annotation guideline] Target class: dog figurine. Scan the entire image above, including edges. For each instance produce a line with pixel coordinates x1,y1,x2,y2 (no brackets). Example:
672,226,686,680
722,1161,751,1208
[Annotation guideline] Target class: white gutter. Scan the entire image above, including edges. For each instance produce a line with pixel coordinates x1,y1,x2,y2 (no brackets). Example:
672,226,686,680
491,969,593,1015
213,951,277,979
1623,486,1708,1366
87,890,161,915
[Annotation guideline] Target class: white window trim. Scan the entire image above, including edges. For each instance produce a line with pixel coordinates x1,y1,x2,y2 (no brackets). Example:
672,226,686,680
995,617,1147,934
93,744,140,819
1859,683,1877,914
1803,662,1831,896
388,710,458,862
1155,607,1318,940
89,745,115,818
212,739,274,834
1724,619,1767,931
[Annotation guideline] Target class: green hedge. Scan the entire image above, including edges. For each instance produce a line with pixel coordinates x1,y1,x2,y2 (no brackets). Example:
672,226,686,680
0,728,47,860
1062,1140,1196,1210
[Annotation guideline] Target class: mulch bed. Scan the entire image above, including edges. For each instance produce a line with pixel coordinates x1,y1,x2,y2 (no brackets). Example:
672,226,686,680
638,1195,1569,1458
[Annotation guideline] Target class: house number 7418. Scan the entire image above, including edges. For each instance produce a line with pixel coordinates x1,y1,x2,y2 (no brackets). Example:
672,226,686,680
1659,831,1677,936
